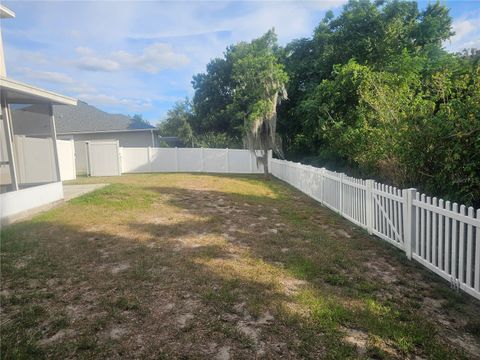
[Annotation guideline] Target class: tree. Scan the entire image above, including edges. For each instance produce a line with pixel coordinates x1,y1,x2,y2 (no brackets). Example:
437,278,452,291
191,57,240,137
157,99,195,147
130,114,151,127
194,132,241,148
277,0,455,159
161,0,478,205
229,30,288,177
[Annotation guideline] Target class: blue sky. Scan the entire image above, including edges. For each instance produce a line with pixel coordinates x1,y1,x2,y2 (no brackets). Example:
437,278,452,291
2,1,480,124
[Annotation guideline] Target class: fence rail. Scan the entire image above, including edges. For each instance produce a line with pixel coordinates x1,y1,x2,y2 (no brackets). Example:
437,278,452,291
270,158,480,300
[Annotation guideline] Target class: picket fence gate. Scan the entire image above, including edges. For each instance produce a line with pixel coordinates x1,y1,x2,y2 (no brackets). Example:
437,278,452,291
270,158,480,300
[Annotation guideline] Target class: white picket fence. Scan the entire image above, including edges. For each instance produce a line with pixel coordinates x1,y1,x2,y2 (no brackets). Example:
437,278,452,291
120,147,268,174
270,158,480,300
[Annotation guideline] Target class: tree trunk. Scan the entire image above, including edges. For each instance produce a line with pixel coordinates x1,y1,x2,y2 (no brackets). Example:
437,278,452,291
263,149,270,180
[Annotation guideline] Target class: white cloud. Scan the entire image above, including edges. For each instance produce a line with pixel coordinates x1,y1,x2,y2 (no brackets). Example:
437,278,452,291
65,83,97,94
74,47,121,72
17,67,74,84
3,0,348,120
452,19,475,40
73,43,189,73
130,1,348,46
113,43,190,73
4,47,49,67
225,5,314,41
77,92,153,111
446,16,480,52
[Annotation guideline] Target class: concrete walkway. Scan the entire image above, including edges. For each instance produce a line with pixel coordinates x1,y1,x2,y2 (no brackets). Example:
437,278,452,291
63,184,108,201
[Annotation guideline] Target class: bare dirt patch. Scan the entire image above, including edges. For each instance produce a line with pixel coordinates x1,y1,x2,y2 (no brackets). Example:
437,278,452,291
111,262,130,274
342,327,368,356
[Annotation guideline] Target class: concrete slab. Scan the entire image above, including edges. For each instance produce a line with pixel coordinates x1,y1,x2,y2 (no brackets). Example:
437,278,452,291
63,184,108,201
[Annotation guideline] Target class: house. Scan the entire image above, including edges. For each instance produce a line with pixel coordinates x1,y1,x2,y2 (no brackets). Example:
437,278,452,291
41,101,183,174
0,5,77,223
46,101,159,174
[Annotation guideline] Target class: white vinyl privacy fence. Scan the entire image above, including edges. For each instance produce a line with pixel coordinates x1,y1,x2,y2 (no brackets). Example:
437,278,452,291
271,158,480,300
13,136,76,183
120,147,268,174
57,139,76,181
86,141,122,177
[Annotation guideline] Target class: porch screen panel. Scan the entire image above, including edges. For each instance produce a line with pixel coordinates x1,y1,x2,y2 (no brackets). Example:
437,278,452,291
0,112,12,192
9,103,59,187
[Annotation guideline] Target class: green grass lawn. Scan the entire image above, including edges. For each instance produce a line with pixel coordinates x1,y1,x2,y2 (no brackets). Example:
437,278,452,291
1,173,480,359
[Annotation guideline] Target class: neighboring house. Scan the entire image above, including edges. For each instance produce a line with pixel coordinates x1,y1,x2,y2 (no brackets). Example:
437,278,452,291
45,101,186,174
55,101,158,147
50,101,158,174
0,5,78,223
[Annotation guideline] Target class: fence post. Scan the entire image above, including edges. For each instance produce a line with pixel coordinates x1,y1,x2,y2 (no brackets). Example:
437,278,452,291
366,180,374,235
250,152,254,173
225,148,230,173
200,147,204,172
116,141,122,175
70,139,77,179
403,188,417,260
147,147,152,173
339,173,344,215
174,147,178,172
320,168,325,204
268,150,272,173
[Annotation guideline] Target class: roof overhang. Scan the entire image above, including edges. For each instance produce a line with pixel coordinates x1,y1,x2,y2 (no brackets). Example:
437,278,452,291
0,76,77,105
0,5,15,19
58,128,158,135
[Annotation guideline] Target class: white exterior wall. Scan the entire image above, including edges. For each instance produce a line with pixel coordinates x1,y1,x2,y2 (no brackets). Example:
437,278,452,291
0,181,63,223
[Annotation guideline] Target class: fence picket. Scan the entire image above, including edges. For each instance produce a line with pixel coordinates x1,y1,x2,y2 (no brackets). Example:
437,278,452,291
432,197,438,266
398,189,404,244
452,203,459,279
438,199,444,271
459,205,466,284
426,196,432,262
420,194,426,258
475,209,480,292
416,192,421,256
269,158,480,300
381,185,386,236
445,201,451,274
467,207,474,287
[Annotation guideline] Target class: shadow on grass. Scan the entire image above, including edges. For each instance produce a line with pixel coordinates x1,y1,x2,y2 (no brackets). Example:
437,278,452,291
1,219,300,358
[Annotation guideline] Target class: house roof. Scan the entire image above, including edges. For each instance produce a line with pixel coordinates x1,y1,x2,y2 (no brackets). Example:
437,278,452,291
52,101,156,134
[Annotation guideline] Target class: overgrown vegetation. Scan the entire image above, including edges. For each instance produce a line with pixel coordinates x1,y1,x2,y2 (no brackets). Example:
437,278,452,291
1,174,480,358
158,0,479,206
